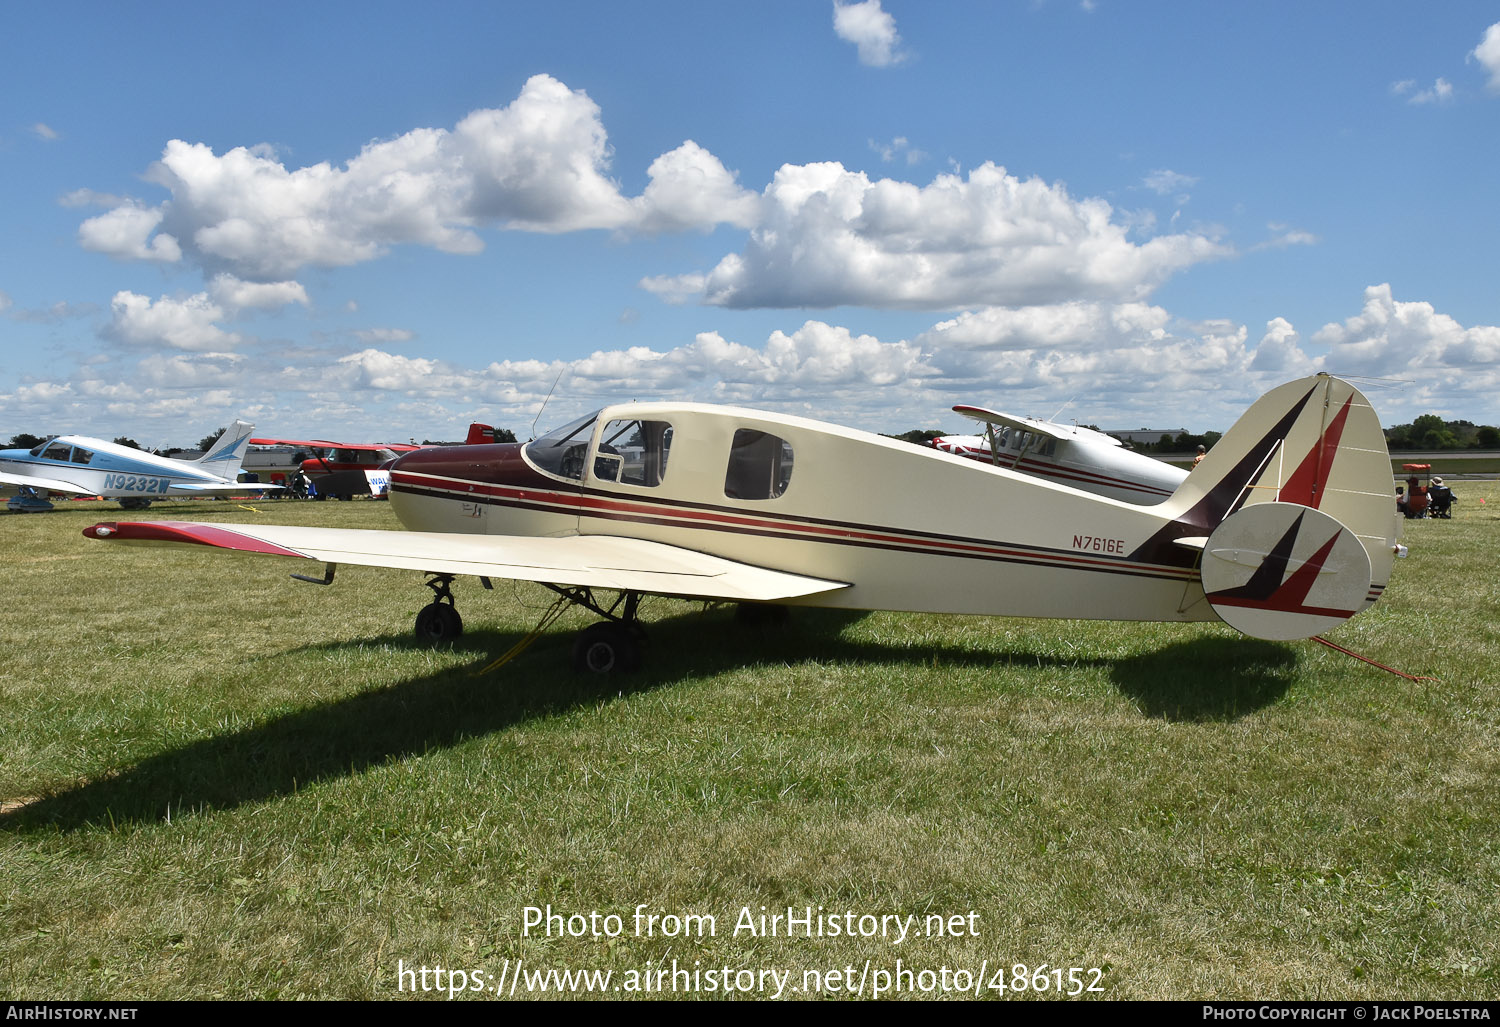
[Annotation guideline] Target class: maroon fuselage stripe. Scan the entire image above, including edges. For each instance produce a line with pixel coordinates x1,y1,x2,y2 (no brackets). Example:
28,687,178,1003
391,472,1198,583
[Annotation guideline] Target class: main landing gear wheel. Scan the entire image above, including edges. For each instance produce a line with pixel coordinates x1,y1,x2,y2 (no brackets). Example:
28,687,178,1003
414,572,463,644
415,602,463,643
572,621,643,674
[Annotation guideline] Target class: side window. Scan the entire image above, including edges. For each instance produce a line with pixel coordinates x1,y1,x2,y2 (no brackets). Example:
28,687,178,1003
593,419,673,487
42,442,72,462
71,447,95,464
724,429,794,500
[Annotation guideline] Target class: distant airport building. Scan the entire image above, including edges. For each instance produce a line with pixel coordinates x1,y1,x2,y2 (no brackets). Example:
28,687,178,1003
243,445,306,483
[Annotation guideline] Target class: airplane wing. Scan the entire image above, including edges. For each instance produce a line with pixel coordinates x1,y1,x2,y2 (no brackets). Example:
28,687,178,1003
953,406,1124,447
0,469,95,495
251,438,422,452
82,521,849,603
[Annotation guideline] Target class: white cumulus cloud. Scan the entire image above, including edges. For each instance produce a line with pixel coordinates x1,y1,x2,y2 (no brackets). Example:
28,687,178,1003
139,351,246,388
1248,317,1318,375
833,1,906,67
1313,283,1500,375
921,301,1172,352
655,161,1230,310
1473,22,1500,91
78,204,182,263
207,274,309,311
107,291,239,351
73,75,758,282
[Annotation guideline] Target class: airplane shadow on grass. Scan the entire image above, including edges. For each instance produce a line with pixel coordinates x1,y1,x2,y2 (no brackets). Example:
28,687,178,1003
2,609,1296,833
1109,636,1298,722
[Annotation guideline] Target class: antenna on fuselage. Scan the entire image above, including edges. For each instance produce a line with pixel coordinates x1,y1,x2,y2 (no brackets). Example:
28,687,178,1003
529,369,565,441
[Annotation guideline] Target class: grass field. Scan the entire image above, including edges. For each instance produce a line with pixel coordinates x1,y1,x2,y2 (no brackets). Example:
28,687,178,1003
2,488,1497,1000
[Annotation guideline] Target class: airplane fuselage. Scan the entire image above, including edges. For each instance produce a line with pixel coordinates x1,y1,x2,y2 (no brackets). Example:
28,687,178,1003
389,403,1216,623
928,433,1187,505
0,436,238,500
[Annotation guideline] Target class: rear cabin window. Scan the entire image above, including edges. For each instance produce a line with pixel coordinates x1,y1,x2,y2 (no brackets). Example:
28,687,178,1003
592,419,673,487
724,429,794,500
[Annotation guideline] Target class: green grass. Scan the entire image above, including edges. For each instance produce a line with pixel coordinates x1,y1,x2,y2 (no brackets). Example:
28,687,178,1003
1,491,1497,1000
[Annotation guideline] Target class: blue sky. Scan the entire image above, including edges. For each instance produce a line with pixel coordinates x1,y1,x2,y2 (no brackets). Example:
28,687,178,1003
3,1,1498,446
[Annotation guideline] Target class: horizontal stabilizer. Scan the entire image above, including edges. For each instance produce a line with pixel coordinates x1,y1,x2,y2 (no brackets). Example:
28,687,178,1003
1201,503,1371,640
168,482,283,494
83,521,849,603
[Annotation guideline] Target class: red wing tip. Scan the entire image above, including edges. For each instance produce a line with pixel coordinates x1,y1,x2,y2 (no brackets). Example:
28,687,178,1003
83,520,308,558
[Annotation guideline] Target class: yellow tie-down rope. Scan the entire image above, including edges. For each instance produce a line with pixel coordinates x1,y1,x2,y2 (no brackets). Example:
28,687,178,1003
474,594,574,675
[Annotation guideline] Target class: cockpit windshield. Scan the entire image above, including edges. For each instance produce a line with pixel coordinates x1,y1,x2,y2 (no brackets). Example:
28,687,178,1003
523,410,601,481
29,437,59,457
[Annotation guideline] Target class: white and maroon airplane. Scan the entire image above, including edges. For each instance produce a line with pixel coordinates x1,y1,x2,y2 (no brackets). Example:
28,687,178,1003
86,375,1404,672
929,408,1187,505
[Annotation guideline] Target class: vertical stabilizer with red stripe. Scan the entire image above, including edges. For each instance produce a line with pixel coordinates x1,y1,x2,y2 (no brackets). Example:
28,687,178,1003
1136,374,1399,639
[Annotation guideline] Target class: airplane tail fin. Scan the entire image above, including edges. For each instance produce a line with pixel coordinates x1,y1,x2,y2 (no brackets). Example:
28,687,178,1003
1140,374,1399,640
194,420,256,476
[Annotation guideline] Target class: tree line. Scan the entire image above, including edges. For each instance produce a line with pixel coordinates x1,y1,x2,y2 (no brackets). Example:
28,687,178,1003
1384,415,1499,451
886,415,1500,454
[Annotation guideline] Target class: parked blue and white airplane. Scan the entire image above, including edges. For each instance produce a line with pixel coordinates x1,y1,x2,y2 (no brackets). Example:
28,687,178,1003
0,420,274,509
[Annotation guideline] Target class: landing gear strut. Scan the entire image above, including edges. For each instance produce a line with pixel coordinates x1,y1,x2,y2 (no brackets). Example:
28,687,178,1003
415,573,463,643
407,573,648,672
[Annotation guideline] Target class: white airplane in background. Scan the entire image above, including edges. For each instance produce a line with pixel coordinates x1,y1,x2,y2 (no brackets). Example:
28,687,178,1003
86,375,1404,671
929,407,1187,506
1,421,273,509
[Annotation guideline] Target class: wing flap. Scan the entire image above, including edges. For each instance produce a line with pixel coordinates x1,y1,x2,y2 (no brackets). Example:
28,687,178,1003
84,521,848,602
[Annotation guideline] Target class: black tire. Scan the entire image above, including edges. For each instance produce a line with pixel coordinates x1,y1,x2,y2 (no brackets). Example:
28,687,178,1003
415,602,463,643
118,497,153,511
572,622,642,674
